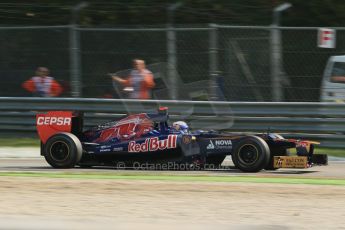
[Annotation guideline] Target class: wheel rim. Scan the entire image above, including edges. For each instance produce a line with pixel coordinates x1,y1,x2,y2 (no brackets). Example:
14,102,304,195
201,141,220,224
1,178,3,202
50,141,70,162
238,144,259,165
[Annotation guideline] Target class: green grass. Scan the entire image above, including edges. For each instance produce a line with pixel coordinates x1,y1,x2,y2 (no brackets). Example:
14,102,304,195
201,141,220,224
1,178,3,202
0,138,40,147
0,172,344,186
315,148,345,158
0,138,344,157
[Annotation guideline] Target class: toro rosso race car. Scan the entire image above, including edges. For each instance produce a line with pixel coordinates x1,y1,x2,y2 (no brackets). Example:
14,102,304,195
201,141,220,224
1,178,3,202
36,107,327,172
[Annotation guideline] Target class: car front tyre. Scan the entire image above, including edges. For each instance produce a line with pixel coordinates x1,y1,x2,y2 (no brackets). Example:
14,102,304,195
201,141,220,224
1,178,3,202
231,136,270,172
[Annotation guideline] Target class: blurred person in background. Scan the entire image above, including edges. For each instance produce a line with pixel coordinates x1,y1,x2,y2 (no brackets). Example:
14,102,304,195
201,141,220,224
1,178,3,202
112,59,155,99
22,67,63,97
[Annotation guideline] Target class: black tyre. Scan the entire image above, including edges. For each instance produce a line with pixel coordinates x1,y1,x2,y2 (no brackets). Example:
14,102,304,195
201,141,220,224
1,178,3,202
231,136,270,172
205,155,226,167
43,132,82,168
265,147,290,170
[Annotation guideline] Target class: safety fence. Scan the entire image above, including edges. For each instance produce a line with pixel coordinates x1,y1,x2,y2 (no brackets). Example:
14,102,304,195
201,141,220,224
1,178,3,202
2,25,345,102
1,97,345,148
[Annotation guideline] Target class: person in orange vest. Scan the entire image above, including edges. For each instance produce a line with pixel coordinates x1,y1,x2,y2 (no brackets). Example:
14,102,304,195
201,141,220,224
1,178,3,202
112,59,155,99
22,67,63,97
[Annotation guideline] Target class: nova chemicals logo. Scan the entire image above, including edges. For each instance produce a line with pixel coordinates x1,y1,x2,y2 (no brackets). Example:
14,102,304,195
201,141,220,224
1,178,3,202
215,140,232,146
207,140,215,149
207,139,232,150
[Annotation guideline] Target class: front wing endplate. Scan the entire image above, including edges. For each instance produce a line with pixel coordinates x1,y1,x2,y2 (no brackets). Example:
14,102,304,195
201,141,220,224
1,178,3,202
273,156,308,169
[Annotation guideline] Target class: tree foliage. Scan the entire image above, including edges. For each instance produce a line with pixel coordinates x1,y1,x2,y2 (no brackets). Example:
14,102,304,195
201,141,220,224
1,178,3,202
0,0,344,26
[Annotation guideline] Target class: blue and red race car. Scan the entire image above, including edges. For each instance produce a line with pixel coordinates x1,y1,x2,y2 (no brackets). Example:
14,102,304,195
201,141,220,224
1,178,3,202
36,107,327,172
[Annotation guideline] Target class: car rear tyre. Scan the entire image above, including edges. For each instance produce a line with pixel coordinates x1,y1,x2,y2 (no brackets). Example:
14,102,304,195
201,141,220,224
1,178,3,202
231,136,270,172
43,132,82,168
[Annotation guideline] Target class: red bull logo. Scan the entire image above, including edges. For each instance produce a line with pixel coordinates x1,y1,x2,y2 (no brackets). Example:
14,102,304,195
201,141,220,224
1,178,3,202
128,135,177,152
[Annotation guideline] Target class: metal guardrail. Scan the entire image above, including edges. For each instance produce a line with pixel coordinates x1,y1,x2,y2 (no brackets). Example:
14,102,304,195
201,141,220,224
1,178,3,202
1,97,345,148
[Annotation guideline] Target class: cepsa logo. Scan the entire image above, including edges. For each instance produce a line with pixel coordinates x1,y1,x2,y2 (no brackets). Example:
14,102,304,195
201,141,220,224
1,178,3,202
128,135,177,152
37,117,72,126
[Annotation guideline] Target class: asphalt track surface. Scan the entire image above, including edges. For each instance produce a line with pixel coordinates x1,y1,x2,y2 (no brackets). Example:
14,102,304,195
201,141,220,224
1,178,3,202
0,155,345,230
0,157,344,179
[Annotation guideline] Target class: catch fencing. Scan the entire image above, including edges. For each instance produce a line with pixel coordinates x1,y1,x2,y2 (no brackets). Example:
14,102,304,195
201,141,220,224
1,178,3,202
1,97,345,148
1,25,345,101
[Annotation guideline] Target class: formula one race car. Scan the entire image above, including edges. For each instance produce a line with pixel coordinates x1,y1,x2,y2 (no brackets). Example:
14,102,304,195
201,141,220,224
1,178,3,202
36,107,328,172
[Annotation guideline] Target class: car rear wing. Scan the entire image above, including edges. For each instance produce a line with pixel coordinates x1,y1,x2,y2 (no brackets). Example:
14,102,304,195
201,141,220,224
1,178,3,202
36,111,83,144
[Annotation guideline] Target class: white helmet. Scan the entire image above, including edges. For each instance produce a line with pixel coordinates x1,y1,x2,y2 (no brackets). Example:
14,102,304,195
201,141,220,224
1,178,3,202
172,121,189,133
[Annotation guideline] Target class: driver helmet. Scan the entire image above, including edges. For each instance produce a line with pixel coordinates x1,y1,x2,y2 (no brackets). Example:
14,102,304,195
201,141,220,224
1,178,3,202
172,121,189,133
